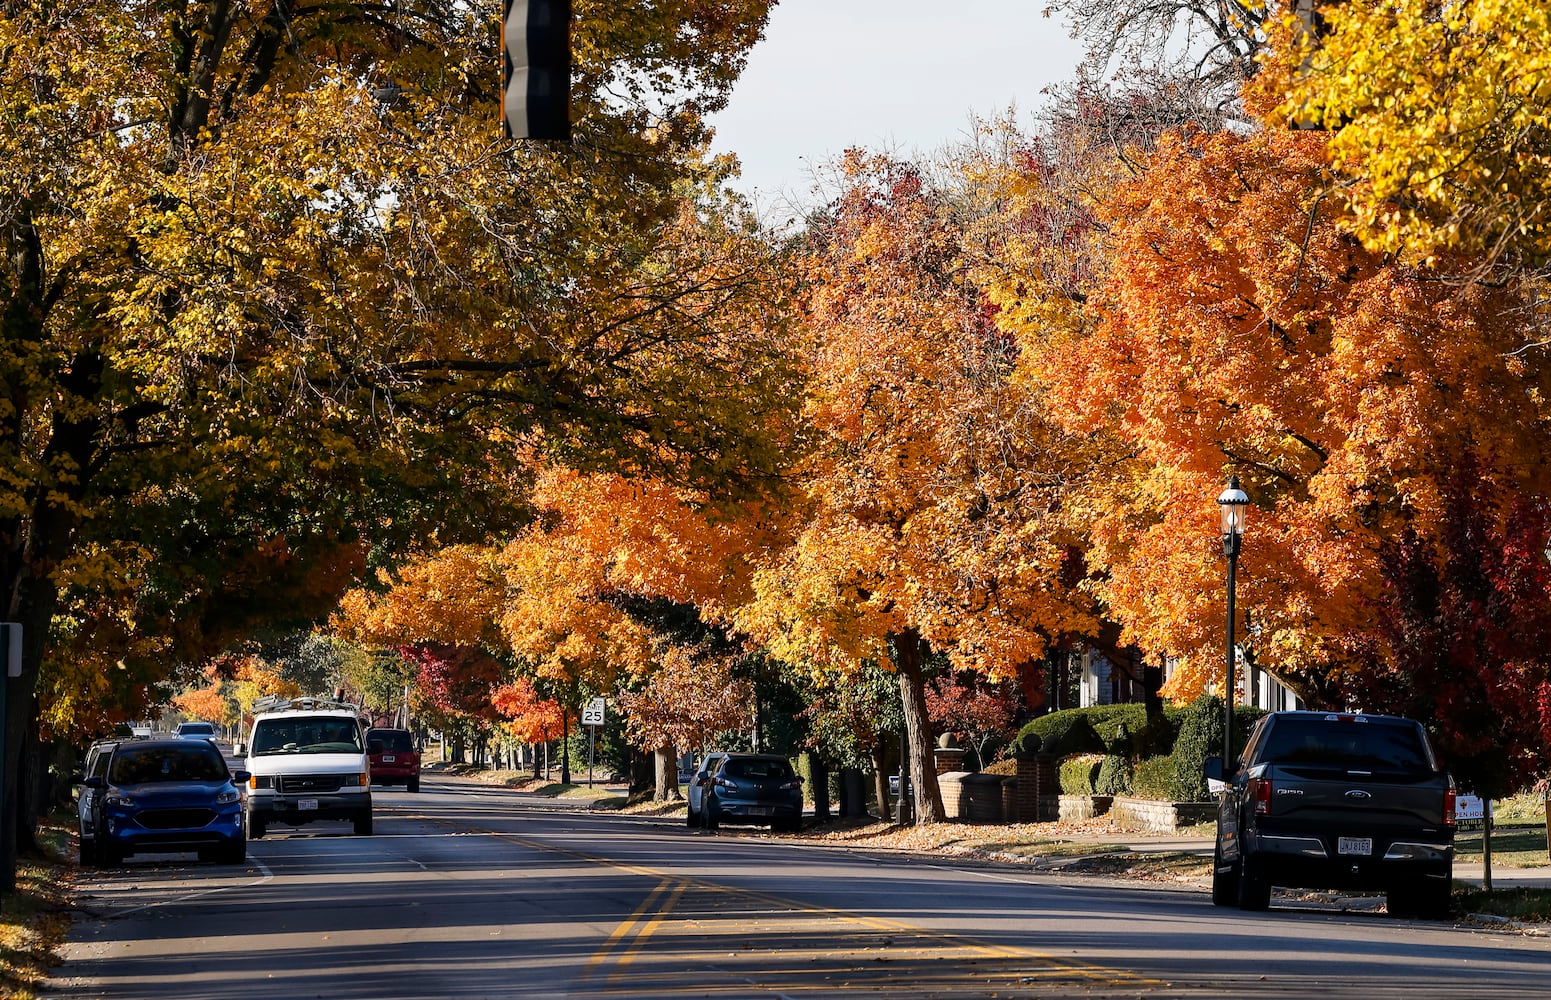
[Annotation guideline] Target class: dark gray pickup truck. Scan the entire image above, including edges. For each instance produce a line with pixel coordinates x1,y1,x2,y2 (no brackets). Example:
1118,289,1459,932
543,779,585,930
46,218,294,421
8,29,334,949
1205,710,1456,918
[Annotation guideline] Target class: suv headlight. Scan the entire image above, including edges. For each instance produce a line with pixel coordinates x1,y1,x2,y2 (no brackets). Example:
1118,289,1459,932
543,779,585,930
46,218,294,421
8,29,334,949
217,789,240,805
104,793,135,809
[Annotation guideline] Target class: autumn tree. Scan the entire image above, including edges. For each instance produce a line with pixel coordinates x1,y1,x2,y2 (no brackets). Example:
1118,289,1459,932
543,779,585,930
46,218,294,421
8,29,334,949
739,152,1103,825
492,678,565,777
925,671,1018,771
0,0,785,885
1271,1,1551,276
1013,88,1551,788
615,644,754,800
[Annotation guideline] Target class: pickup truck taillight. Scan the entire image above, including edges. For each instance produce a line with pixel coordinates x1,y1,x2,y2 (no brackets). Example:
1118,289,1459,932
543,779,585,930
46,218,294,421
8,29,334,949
1443,788,1456,827
1248,776,1272,816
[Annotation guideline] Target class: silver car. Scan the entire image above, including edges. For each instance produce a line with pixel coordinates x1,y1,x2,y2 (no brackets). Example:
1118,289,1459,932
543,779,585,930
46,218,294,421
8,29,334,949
685,752,727,827
72,740,119,866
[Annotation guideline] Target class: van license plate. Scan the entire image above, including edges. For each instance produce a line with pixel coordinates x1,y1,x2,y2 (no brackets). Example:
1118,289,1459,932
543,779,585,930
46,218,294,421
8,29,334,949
1338,836,1372,856
299,798,319,811
382,755,396,762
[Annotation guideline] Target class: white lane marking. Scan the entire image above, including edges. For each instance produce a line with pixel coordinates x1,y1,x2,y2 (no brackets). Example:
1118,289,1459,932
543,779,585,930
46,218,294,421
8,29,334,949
110,855,274,918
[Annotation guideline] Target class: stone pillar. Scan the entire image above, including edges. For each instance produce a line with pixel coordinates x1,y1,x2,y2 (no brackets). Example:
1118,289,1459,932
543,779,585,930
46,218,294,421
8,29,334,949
933,748,966,775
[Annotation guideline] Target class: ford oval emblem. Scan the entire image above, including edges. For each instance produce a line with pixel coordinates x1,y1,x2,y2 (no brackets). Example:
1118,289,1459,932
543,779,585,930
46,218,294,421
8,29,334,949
1345,789,1372,800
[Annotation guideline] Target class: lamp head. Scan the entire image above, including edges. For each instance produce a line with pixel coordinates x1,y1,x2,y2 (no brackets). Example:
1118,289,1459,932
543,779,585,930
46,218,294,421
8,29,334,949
1217,476,1249,537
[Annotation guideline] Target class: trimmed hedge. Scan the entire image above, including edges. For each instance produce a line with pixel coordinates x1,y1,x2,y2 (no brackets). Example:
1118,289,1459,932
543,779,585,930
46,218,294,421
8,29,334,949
1059,753,1104,794
1012,703,1183,759
1130,755,1176,800
1168,696,1267,801
1095,752,1132,795
1023,700,1266,802
1011,709,1100,757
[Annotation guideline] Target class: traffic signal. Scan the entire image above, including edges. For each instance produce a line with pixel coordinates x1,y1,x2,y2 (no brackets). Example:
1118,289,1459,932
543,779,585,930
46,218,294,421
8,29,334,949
503,0,571,141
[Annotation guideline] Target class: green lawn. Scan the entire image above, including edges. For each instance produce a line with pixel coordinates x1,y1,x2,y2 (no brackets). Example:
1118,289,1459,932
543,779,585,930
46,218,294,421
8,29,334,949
1454,823,1551,868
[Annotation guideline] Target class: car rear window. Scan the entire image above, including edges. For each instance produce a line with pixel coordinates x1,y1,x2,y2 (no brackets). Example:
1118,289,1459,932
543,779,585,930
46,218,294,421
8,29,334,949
1261,718,1432,772
369,730,414,753
179,723,215,735
721,758,794,780
109,744,228,784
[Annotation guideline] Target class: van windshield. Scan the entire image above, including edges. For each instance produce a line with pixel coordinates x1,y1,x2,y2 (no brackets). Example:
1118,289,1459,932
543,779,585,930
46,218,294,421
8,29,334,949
251,717,363,755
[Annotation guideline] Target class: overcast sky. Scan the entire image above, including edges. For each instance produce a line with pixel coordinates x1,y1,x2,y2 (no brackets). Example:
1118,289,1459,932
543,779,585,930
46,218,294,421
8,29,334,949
707,2,1086,216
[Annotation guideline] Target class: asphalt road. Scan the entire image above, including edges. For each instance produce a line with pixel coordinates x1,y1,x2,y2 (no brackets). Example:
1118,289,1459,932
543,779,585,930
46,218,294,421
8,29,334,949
46,773,1551,999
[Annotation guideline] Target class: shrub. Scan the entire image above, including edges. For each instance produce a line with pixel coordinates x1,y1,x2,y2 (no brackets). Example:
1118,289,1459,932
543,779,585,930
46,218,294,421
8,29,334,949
982,756,1019,777
1011,709,1103,757
1095,752,1132,795
1059,754,1104,794
1130,755,1177,800
1169,695,1224,802
1169,697,1268,801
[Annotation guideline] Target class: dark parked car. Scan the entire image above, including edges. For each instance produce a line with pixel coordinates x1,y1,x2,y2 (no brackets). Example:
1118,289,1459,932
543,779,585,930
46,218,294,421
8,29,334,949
1206,710,1456,917
367,728,421,792
702,753,804,833
77,738,249,865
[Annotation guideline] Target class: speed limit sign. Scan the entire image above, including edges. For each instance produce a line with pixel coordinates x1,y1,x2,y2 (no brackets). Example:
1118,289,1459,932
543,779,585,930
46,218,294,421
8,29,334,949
581,697,606,726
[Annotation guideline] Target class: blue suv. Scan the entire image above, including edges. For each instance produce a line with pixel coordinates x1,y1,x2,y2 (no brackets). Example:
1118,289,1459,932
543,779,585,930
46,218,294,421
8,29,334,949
78,738,249,865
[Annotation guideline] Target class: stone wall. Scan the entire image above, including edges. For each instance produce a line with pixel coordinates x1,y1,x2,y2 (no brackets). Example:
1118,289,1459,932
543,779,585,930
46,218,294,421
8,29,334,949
1109,795,1216,833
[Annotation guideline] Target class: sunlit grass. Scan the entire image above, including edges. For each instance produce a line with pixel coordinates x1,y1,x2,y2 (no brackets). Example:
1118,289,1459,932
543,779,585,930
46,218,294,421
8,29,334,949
1454,824,1551,868
1457,886,1551,923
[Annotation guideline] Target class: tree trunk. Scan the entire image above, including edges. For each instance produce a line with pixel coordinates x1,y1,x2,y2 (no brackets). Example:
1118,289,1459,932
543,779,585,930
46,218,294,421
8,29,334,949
870,747,892,822
654,745,679,801
807,752,830,822
629,746,654,800
894,628,945,824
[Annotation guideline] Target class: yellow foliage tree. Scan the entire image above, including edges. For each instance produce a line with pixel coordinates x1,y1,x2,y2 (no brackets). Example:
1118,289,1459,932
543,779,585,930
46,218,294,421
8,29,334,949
1270,0,1551,272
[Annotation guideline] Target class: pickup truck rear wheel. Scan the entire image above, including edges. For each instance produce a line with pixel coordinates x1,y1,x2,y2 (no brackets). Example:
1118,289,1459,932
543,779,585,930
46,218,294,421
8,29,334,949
1236,855,1271,911
1210,839,1240,907
1389,876,1451,920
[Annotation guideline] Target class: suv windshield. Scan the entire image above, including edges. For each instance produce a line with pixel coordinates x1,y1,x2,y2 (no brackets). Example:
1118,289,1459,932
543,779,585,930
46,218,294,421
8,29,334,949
1261,718,1431,771
109,744,228,784
251,717,363,755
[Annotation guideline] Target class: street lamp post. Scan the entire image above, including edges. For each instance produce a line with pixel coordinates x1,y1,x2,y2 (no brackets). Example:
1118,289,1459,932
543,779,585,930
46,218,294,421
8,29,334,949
1217,476,1249,773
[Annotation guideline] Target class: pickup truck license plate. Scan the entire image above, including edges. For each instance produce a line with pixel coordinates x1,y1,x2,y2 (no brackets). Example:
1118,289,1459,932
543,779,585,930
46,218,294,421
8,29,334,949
1338,836,1372,856
299,798,319,811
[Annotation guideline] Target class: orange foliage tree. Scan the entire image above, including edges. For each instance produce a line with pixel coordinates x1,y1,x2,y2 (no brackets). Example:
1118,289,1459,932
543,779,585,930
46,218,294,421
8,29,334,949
1012,101,1551,736
334,466,779,791
738,152,1103,824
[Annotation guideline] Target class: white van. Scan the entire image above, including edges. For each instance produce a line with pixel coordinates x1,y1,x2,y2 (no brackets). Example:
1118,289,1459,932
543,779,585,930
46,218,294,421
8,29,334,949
243,696,373,838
